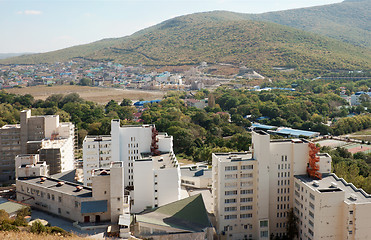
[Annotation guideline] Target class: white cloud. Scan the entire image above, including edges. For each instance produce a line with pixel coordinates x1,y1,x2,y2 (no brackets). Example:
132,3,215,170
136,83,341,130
17,10,42,15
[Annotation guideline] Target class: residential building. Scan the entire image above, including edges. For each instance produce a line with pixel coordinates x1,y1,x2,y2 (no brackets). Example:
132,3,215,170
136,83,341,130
16,162,130,227
110,120,181,213
0,110,75,183
212,130,331,240
294,173,371,240
0,124,21,182
350,91,371,105
15,154,48,179
83,136,112,186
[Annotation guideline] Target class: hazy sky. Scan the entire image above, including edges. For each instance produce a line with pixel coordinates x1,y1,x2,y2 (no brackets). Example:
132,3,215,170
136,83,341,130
0,0,343,53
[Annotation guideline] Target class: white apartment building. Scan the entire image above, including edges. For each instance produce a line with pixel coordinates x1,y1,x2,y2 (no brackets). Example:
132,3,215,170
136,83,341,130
39,137,75,175
83,136,111,186
212,130,332,240
87,120,182,213
132,152,181,213
294,173,371,240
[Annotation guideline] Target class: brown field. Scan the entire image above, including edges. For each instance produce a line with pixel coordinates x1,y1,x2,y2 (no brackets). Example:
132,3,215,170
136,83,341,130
0,231,91,240
5,85,165,104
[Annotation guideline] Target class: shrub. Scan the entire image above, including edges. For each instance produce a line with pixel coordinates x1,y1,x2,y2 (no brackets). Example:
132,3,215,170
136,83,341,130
48,226,70,236
30,220,47,234
0,223,19,232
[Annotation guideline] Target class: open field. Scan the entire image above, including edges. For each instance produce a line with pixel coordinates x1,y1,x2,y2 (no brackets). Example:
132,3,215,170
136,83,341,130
5,85,165,104
346,128,371,142
0,231,91,240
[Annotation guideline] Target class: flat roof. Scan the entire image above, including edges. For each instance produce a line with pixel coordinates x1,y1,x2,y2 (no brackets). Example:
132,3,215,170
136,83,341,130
180,168,212,179
137,152,177,169
251,123,276,130
17,177,92,198
295,173,371,204
84,135,111,142
213,152,254,162
0,198,26,215
274,128,319,137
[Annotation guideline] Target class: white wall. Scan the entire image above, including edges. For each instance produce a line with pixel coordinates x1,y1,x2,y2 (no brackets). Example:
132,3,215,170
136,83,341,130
132,160,154,213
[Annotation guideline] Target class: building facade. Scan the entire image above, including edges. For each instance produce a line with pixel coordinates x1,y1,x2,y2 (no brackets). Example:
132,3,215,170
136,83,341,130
212,130,332,240
110,120,181,213
0,110,75,183
16,162,130,225
82,136,112,186
294,173,371,240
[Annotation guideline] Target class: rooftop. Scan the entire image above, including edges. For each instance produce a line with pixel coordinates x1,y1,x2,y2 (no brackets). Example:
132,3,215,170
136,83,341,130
138,152,178,170
136,194,212,233
213,152,254,162
84,135,111,142
0,198,27,215
295,173,371,204
17,177,92,198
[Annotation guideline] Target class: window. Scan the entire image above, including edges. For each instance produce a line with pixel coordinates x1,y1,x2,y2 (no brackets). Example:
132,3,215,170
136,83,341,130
225,174,237,179
58,196,62,202
240,189,253,194
58,208,61,214
224,215,237,220
225,182,237,188
260,230,269,238
240,213,252,218
225,207,237,212
241,173,253,178
75,201,78,208
260,220,268,228
225,166,237,171
225,198,236,204
349,210,353,215
240,205,253,211
241,165,253,170
241,197,253,202
225,190,237,195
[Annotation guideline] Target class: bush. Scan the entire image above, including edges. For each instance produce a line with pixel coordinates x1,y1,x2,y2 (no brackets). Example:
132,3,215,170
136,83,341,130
30,220,47,234
48,226,70,236
0,223,19,232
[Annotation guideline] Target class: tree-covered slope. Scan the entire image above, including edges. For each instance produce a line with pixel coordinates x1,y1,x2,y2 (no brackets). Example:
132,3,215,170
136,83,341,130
1,10,370,78
248,0,371,48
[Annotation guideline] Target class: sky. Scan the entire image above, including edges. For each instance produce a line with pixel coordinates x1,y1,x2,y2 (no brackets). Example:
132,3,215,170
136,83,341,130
0,0,343,53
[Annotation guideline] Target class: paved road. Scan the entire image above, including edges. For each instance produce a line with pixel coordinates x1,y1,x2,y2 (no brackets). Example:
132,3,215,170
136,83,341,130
31,209,105,239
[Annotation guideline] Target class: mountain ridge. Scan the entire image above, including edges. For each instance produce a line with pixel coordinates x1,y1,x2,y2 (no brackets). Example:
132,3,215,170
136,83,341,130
1,0,370,78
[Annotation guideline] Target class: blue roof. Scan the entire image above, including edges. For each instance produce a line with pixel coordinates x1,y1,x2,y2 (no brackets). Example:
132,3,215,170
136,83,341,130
81,200,107,214
252,123,276,130
275,128,319,137
134,99,161,106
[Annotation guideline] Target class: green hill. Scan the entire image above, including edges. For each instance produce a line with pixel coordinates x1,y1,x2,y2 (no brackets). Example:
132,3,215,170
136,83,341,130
1,10,370,78
248,0,371,48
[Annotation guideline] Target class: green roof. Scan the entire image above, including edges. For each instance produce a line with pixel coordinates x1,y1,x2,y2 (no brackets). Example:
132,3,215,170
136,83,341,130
0,198,26,215
136,194,212,232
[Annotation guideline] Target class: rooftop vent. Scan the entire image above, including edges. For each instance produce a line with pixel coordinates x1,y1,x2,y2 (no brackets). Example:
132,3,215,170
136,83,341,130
40,177,47,182
312,180,319,187
330,182,338,188
56,181,65,187
76,185,83,191
158,157,164,162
